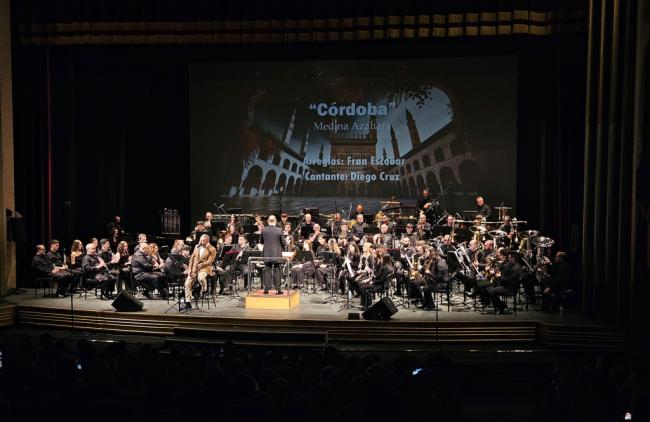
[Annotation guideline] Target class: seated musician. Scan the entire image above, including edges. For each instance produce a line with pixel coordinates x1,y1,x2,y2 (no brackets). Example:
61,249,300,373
300,213,315,239
32,243,74,297
204,211,214,229
214,235,234,294
338,242,360,295
81,243,116,300
279,212,290,228
254,221,265,234
330,213,343,237
350,203,365,219
350,243,374,298
68,239,84,289
115,240,132,292
486,249,522,314
164,240,189,283
373,223,393,247
476,196,492,219
498,215,513,233
416,213,431,238
227,215,242,233
183,234,216,309
314,235,331,290
360,253,393,310
338,222,353,246
402,223,418,247
444,214,457,229
133,233,147,253
132,243,167,299
98,238,121,283
351,213,367,243
305,223,321,244
232,235,252,288
542,251,571,312
190,221,213,243
147,243,166,277
395,237,416,296
290,241,318,288
419,248,449,311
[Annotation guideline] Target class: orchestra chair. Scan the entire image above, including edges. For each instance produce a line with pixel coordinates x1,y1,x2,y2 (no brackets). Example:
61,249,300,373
498,277,523,316
80,267,102,300
32,270,53,298
432,277,452,312
193,274,217,310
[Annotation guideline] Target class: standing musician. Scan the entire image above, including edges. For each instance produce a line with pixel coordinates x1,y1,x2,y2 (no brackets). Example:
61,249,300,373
486,249,522,314
476,196,492,219
416,188,434,216
183,234,216,309
33,243,74,298
373,223,394,246
351,213,367,243
82,242,117,300
106,215,124,237
132,244,167,299
360,253,393,310
261,215,287,294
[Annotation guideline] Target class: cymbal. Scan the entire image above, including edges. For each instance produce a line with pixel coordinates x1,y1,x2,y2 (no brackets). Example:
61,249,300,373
519,230,539,238
380,200,401,204
532,236,554,248
488,230,507,238
386,211,401,216
469,226,487,234
494,206,512,210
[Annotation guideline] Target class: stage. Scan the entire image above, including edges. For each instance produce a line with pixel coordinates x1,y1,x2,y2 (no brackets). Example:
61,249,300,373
1,289,624,351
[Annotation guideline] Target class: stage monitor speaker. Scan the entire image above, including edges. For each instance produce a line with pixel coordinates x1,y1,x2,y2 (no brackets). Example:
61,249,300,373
347,312,360,320
111,290,144,312
362,297,398,321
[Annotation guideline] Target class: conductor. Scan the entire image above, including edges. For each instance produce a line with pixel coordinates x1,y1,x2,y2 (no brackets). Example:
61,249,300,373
261,215,288,294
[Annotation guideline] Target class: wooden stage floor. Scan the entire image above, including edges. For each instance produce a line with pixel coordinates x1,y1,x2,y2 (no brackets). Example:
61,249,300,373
1,289,625,350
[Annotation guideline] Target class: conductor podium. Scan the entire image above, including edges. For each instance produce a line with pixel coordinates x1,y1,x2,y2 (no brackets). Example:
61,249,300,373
245,289,300,310
245,252,299,310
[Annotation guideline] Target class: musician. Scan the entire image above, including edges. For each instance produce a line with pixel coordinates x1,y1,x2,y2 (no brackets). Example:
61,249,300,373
183,234,216,308
132,243,167,300
486,249,522,314
350,203,365,219
279,212,290,228
115,240,132,292
498,215,513,233
253,221,266,234
401,223,418,247
98,238,121,281
46,239,66,268
373,223,393,246
165,241,189,282
330,213,343,237
305,223,321,244
82,243,116,300
420,248,449,311
300,213,315,239
109,228,120,251
360,253,393,310
227,215,242,233
261,215,288,294
232,235,252,288
416,214,431,240
395,237,416,296
338,222,353,246
204,211,214,229
351,243,374,298
476,196,492,219
338,242,360,295
543,251,571,312
290,241,318,288
147,243,166,278
191,221,213,242
351,213,367,243
69,239,84,287
416,188,434,214
106,215,124,237
282,223,294,241
444,214,458,229
214,239,234,294
32,244,73,297
134,233,147,253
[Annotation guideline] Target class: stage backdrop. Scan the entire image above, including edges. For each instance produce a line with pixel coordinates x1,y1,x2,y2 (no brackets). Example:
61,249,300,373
189,56,516,219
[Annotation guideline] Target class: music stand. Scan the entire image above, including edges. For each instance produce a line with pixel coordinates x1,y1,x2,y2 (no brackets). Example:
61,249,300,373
321,251,338,304
243,250,261,292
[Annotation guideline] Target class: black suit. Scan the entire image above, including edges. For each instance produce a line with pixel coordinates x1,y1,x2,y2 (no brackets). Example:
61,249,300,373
32,253,73,295
81,253,116,297
261,225,287,291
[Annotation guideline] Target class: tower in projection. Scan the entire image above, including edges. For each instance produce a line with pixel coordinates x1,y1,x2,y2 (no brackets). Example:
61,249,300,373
328,116,378,172
406,108,421,148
